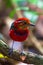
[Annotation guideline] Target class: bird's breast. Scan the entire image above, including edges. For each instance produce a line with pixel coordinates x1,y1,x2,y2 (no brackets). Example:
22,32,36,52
9,29,29,42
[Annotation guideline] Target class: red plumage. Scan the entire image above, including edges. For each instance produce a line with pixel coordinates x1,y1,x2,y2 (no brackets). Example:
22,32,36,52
9,18,30,42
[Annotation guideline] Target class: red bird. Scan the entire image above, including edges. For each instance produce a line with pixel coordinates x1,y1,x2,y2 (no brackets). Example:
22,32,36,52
9,18,35,55
9,18,34,42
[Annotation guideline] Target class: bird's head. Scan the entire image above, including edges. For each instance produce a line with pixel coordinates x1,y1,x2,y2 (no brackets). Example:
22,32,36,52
14,18,35,30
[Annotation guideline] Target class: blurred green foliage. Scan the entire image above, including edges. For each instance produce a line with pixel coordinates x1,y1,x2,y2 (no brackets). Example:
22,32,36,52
1,0,43,23
9,9,16,18
4,0,12,8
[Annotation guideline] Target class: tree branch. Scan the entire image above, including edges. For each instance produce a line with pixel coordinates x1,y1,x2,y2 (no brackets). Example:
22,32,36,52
0,40,43,65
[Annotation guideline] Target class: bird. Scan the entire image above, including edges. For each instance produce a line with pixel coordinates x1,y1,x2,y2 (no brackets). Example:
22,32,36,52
9,18,35,55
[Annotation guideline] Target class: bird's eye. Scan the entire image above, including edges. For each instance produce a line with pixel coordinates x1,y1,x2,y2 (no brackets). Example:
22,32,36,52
20,20,27,25
23,21,27,24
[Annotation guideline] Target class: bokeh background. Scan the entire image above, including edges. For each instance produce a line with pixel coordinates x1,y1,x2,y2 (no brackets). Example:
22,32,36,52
0,0,43,65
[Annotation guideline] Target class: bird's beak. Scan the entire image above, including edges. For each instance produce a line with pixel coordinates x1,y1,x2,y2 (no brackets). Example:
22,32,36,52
29,23,35,26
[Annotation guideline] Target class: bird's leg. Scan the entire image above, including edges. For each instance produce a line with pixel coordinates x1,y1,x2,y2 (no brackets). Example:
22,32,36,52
8,41,14,56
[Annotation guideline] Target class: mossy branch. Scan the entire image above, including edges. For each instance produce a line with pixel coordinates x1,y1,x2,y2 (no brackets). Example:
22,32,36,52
0,40,43,65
